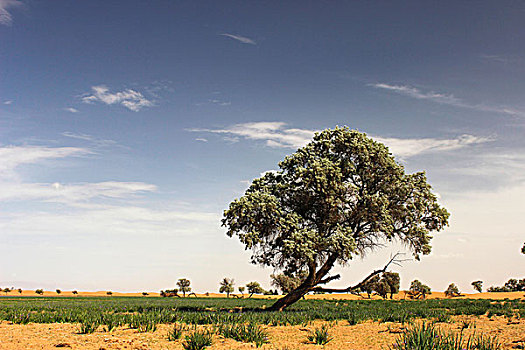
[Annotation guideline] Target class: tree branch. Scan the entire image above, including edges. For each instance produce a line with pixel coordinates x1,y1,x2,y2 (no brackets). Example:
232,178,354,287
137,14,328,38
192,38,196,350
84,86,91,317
312,252,406,293
318,274,341,285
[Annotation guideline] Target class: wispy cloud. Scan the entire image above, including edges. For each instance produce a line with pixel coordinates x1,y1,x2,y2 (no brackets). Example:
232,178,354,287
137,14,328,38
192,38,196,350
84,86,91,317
82,85,153,112
0,0,22,26
61,131,117,147
64,107,79,113
370,83,525,117
374,134,494,158
189,122,315,149
220,33,256,45
189,122,492,158
0,145,90,179
3,100,13,105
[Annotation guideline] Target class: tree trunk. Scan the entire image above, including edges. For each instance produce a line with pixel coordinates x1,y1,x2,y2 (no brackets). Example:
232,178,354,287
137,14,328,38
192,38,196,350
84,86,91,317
268,286,311,311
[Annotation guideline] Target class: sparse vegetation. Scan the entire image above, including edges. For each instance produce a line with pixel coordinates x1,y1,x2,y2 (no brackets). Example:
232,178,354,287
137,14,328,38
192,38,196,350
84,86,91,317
219,278,234,298
246,281,265,298
471,281,483,293
487,278,525,292
216,323,269,347
407,280,432,299
177,278,192,297
167,323,186,341
183,329,213,350
307,324,333,345
444,283,461,297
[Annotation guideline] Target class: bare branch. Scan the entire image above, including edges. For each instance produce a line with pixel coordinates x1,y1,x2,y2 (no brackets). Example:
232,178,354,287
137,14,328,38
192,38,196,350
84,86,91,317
312,252,406,293
318,274,341,285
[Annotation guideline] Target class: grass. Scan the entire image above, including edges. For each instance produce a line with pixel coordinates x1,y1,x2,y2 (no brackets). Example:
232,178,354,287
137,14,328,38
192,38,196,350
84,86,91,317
307,324,333,345
390,322,501,350
216,322,269,347
167,323,186,341
183,329,213,350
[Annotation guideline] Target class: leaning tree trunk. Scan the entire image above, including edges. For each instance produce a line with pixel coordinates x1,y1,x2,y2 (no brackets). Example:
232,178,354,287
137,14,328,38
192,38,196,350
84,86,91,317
268,285,312,311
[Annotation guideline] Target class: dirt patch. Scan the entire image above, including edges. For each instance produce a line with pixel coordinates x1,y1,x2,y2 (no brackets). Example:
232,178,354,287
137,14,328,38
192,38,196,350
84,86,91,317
0,316,523,350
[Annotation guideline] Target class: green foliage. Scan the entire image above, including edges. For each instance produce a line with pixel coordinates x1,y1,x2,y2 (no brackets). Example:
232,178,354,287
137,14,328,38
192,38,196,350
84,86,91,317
177,278,192,297
382,272,401,298
471,281,483,293
78,316,100,334
390,322,501,350
245,281,265,297
445,283,461,298
487,278,525,292
222,127,449,308
270,272,307,294
408,280,432,299
216,323,269,347
219,278,234,297
307,324,333,345
167,323,186,341
183,329,213,350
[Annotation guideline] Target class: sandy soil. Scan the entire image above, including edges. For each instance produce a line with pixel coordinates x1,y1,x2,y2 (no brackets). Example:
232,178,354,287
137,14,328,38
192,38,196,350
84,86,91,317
0,316,523,350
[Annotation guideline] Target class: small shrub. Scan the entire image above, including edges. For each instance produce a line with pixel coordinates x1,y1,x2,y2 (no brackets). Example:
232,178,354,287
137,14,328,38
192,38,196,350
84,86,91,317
216,323,269,347
307,324,333,345
79,318,100,334
167,323,186,341
183,329,213,350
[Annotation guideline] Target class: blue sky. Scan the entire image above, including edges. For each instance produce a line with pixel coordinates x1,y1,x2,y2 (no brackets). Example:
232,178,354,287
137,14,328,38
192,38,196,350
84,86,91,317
1,1,524,293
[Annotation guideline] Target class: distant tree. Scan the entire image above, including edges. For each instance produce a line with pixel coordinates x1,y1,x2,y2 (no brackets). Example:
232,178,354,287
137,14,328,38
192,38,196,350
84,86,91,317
72,290,78,295
219,278,235,298
381,272,400,299
246,281,265,298
270,272,307,295
471,281,483,293
17,288,22,294
444,283,461,297
238,286,245,296
361,275,380,298
35,289,44,295
56,289,61,295
106,291,113,296
374,279,391,299
222,127,449,310
176,278,192,297
2,288,10,295
142,292,149,296
522,242,525,254
407,280,431,299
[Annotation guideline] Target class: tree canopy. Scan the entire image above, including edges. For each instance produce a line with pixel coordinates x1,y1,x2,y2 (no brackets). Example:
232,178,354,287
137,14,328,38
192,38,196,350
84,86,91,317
176,278,191,297
222,127,449,310
471,281,483,293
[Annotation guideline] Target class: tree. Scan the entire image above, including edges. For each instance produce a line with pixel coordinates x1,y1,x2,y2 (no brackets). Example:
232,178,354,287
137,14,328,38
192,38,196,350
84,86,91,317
2,288,10,295
176,278,192,297
72,290,78,295
238,286,245,296
361,274,380,298
270,272,307,294
374,279,391,299
522,242,525,254
56,289,61,295
471,281,483,293
407,280,431,299
106,291,113,296
444,283,461,297
381,272,400,299
17,288,22,294
246,281,265,297
35,289,44,295
219,278,235,298
142,292,149,296
222,127,449,310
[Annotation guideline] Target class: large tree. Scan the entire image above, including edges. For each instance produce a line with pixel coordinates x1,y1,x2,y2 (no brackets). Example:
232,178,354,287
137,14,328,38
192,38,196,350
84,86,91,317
222,127,449,310
176,278,191,297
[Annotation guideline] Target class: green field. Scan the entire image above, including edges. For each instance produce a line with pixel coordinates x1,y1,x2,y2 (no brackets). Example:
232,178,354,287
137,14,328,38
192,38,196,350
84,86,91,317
1,296,524,327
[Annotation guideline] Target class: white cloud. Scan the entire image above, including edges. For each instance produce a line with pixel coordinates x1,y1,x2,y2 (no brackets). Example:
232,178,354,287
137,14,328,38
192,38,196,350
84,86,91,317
82,85,153,112
195,138,208,142
189,122,491,157
374,134,494,158
0,0,22,26
0,181,156,204
61,131,116,147
370,83,525,117
220,33,256,45
64,107,79,113
3,100,13,105
189,122,315,149
0,145,90,179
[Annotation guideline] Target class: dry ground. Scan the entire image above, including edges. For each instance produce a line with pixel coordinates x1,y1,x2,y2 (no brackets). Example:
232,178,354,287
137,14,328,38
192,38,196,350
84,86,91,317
0,315,524,349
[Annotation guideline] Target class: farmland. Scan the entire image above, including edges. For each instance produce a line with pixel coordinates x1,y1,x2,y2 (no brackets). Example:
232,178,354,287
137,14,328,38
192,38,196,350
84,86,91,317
1,296,524,349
